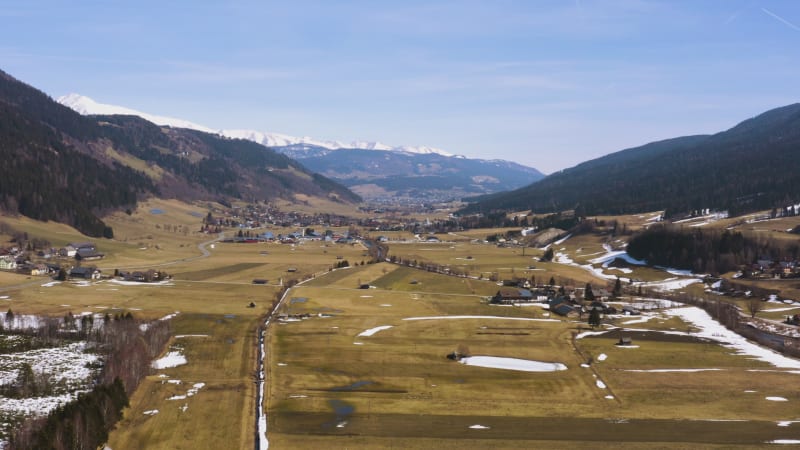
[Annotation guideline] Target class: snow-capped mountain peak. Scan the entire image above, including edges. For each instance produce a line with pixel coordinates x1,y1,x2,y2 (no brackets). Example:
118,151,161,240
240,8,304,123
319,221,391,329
57,93,217,133
57,93,455,157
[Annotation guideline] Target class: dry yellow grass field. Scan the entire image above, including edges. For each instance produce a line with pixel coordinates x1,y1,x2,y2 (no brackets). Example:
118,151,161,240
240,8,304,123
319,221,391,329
265,261,800,448
4,206,800,448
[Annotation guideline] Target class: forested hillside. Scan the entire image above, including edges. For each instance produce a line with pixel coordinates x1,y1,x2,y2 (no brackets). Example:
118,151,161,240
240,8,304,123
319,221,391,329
0,73,153,237
0,69,359,236
292,148,544,199
463,103,800,217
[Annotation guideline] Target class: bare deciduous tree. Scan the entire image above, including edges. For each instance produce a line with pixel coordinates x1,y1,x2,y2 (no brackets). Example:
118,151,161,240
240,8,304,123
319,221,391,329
747,298,764,318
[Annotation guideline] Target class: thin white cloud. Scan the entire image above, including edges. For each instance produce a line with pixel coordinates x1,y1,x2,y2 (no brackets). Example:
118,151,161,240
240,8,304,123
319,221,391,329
762,7,800,32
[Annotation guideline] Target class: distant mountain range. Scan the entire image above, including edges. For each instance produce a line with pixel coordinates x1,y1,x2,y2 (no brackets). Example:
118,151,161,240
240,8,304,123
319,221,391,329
463,103,800,218
59,93,454,156
0,69,358,237
58,94,546,202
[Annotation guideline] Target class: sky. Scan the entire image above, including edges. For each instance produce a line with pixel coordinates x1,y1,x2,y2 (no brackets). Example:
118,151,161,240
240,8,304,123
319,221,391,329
2,0,800,173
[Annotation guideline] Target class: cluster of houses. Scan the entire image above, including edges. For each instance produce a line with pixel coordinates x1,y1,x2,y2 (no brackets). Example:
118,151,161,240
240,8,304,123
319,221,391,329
741,258,800,279
223,229,361,245
0,242,104,277
490,283,639,318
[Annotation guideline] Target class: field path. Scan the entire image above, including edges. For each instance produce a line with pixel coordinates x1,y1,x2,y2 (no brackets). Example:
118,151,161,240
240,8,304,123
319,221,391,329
100,232,225,271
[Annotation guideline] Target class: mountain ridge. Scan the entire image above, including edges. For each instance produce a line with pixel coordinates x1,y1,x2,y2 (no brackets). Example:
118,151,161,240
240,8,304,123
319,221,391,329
58,93,454,156
0,69,359,236
462,103,800,217
58,93,546,202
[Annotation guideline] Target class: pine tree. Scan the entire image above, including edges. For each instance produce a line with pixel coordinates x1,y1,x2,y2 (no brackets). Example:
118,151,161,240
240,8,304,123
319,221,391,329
588,308,601,328
584,283,595,301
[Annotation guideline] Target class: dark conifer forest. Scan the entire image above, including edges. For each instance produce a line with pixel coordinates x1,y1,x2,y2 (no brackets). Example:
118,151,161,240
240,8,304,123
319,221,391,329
0,69,359,237
463,103,800,218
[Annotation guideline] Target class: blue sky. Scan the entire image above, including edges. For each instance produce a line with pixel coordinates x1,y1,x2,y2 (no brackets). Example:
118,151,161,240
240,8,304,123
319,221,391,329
2,0,800,173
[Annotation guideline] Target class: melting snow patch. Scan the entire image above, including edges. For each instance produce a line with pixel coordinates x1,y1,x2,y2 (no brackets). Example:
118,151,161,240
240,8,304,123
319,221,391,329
357,325,393,337
380,304,392,307
576,330,608,339
597,353,608,361
766,397,788,402
152,351,187,369
666,307,800,369
596,380,607,389
459,356,567,372
778,421,800,427
770,440,800,444
336,421,348,428
625,368,722,373
288,394,308,399
353,342,364,345
108,279,174,286
175,334,209,338
622,315,655,325
469,424,490,429
404,315,559,323
605,395,614,399
143,409,159,415
187,382,204,396
41,281,61,287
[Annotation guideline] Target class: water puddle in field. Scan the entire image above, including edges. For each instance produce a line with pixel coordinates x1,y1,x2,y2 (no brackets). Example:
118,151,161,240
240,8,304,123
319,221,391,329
324,399,355,429
331,380,374,391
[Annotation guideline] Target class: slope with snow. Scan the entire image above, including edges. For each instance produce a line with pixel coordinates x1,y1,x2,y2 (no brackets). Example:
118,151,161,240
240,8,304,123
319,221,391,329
58,94,454,156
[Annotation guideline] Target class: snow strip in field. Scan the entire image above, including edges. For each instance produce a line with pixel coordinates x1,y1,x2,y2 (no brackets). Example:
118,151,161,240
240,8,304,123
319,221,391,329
666,307,800,369
575,330,609,339
469,424,490,429
108,279,174,286
404,315,560,322
770,440,800,444
152,351,187,369
143,409,159,415
553,234,572,245
621,315,656,325
596,380,607,389
175,334,209,338
766,397,788,401
778,421,800,427
589,245,646,266
624,368,722,373
357,325,393,337
459,356,567,372
641,277,703,291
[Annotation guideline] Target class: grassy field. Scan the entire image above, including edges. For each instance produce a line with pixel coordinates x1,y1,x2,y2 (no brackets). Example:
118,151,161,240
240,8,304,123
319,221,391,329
265,260,800,448
5,207,800,449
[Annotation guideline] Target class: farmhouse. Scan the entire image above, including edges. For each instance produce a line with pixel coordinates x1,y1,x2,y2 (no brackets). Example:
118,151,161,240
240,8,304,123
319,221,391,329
548,295,577,317
28,263,50,276
70,266,101,280
491,287,534,304
0,255,17,270
75,248,105,261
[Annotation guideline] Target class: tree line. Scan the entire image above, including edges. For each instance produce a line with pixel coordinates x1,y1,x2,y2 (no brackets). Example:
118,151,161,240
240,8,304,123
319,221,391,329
627,224,799,275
